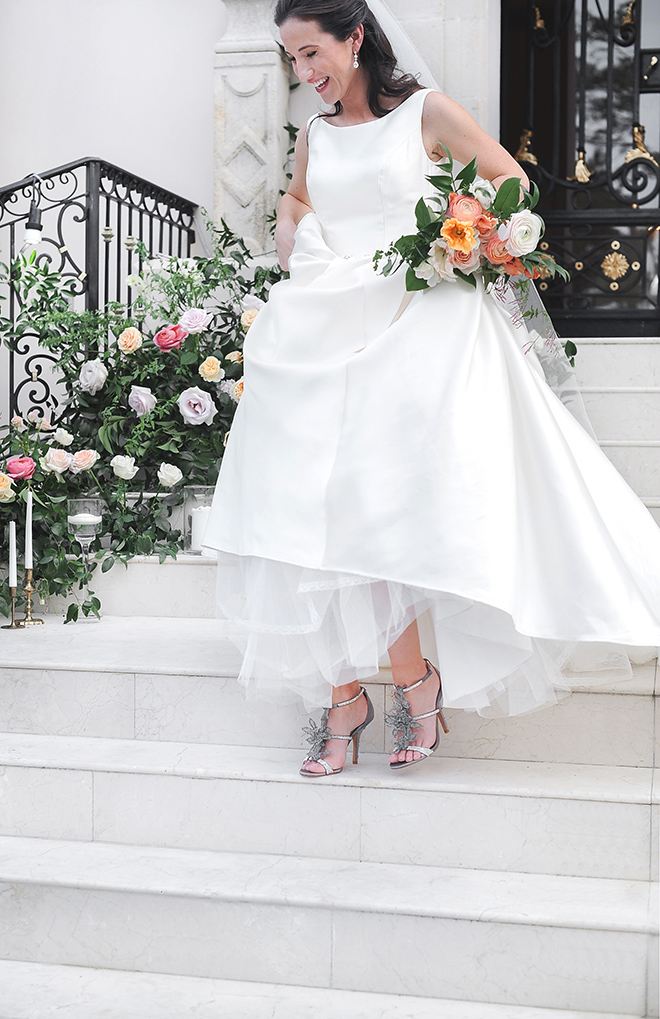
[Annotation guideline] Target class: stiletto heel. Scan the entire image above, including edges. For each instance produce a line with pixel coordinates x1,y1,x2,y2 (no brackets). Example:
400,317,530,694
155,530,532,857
300,687,374,777
385,659,449,770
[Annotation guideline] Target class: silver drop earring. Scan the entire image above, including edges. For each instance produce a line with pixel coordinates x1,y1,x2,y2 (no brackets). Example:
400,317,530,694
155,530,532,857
353,50,359,69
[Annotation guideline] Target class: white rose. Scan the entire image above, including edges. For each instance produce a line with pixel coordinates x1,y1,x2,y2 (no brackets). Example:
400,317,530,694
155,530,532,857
128,385,157,417
179,308,213,334
110,454,139,480
79,358,108,395
157,462,183,487
10,415,27,433
52,427,74,446
40,447,73,475
177,386,218,427
126,274,144,291
472,176,497,210
240,295,266,313
498,210,543,257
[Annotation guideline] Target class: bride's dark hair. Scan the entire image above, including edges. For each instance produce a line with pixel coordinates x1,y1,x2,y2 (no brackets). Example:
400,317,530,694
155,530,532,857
274,0,422,118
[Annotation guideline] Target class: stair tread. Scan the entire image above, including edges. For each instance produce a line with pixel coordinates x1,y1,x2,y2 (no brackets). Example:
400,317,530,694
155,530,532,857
0,835,654,933
0,960,643,1019
0,732,655,803
0,615,656,693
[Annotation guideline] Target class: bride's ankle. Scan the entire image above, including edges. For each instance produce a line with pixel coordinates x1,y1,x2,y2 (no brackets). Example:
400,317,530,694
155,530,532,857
391,658,430,688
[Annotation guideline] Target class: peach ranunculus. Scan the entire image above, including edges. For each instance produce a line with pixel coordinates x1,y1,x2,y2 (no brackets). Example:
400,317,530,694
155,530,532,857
447,244,482,275
440,218,478,254
117,327,143,354
447,192,484,225
484,234,513,266
0,473,15,503
199,356,225,382
6,456,36,480
69,449,100,475
475,211,498,240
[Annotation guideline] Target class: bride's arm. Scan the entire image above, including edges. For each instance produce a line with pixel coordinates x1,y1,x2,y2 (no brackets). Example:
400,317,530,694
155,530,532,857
275,129,315,271
421,92,530,191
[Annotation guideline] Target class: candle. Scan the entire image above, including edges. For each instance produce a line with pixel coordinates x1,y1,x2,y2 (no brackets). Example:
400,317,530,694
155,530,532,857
67,513,103,527
8,521,17,588
190,505,212,552
25,489,33,570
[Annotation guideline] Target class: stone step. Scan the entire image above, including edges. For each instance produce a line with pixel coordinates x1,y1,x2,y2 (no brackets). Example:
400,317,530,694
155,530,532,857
600,441,660,494
580,388,660,442
0,960,645,1019
0,733,655,880
0,617,656,767
572,337,660,389
0,837,655,1013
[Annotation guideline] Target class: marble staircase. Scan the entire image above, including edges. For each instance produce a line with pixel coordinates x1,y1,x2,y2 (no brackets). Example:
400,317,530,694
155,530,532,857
0,334,658,1016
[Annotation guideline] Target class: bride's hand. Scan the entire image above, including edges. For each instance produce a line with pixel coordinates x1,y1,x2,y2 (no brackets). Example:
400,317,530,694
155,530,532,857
275,220,297,272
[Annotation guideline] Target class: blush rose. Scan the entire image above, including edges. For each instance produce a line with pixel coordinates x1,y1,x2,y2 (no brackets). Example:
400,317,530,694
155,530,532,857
178,386,218,426
153,324,188,352
5,456,36,480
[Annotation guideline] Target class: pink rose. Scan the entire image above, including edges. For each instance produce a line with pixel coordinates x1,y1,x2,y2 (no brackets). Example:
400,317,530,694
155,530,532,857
484,234,513,266
178,308,213,334
128,385,157,417
69,449,100,474
447,244,482,274
447,192,484,225
6,455,36,480
177,386,218,426
153,324,187,351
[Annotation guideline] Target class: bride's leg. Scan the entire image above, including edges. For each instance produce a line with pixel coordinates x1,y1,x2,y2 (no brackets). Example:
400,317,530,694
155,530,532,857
388,620,442,764
300,679,370,775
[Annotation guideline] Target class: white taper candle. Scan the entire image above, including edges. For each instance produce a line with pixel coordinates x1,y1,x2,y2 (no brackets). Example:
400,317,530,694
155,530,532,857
8,520,17,588
25,489,33,570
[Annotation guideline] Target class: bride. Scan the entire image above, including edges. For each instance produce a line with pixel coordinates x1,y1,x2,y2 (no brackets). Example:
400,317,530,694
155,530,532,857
203,0,660,776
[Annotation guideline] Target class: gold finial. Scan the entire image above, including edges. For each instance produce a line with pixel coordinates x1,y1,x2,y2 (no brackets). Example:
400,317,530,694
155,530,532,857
621,1,635,27
515,129,538,166
625,124,659,167
568,151,593,183
643,55,658,83
533,6,546,31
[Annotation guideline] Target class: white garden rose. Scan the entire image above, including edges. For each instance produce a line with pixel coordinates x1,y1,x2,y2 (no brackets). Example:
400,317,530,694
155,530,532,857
498,210,543,257
177,386,218,426
157,462,183,487
199,356,224,382
126,274,144,291
0,472,15,503
179,308,213,334
110,454,139,480
79,358,108,395
240,308,259,331
69,449,100,474
52,427,74,446
40,447,73,475
128,385,157,417
472,176,497,210
10,415,27,433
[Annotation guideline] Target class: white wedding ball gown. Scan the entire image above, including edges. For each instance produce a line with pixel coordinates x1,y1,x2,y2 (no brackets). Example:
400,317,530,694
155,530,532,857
203,89,660,714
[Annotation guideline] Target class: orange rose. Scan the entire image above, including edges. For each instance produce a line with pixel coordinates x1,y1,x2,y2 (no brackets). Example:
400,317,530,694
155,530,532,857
447,193,483,225
475,211,498,239
117,327,142,354
502,257,526,276
440,218,477,254
484,234,512,266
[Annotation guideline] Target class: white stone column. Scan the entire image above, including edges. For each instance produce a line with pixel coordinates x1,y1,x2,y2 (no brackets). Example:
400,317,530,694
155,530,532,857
214,0,290,254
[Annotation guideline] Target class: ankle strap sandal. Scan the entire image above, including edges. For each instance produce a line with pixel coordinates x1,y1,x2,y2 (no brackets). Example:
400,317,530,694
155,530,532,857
385,659,449,770
300,686,375,777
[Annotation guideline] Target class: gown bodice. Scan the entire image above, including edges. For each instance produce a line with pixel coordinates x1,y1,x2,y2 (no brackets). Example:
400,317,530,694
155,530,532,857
305,88,437,257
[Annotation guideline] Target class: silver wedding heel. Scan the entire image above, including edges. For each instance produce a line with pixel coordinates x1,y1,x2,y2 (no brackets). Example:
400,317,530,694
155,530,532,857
385,659,449,770
300,687,375,777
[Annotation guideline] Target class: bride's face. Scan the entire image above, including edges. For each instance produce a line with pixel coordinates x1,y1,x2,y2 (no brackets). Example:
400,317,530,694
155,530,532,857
280,17,362,105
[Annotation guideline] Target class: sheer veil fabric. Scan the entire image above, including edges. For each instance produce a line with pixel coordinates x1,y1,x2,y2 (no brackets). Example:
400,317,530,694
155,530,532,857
205,7,660,715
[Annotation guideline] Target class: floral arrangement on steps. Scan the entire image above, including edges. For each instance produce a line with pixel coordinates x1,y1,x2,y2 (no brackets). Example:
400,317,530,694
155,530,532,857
0,218,285,621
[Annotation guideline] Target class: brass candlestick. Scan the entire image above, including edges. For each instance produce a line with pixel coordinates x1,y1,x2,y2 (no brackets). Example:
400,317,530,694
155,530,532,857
18,569,44,626
1,586,21,629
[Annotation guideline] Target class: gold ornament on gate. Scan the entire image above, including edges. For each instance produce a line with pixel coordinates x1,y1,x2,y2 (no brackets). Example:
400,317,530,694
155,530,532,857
515,129,538,166
625,125,658,168
601,252,630,280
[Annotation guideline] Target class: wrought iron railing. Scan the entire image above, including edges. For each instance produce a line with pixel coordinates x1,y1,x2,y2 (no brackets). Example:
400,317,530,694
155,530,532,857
0,158,197,425
501,0,660,335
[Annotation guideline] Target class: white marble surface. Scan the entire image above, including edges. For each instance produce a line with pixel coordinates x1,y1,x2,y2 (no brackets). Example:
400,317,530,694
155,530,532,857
601,443,660,495
0,765,92,842
582,390,660,442
0,961,641,1019
574,339,660,389
0,668,134,738
331,910,649,1014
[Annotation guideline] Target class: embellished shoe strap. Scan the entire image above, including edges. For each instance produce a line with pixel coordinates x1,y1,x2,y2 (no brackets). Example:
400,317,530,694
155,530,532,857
303,686,367,762
395,661,433,694
331,686,367,709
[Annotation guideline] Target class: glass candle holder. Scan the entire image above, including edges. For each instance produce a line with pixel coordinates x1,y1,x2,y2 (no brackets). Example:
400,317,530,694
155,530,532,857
67,497,105,559
183,486,215,554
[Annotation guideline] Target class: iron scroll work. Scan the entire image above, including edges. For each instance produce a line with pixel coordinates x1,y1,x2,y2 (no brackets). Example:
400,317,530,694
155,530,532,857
501,0,660,336
0,158,196,424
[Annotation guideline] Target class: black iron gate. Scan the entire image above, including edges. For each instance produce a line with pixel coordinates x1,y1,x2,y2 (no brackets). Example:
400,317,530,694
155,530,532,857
501,0,660,336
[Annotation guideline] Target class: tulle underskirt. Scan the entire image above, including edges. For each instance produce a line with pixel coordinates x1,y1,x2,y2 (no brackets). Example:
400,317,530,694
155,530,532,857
215,551,652,715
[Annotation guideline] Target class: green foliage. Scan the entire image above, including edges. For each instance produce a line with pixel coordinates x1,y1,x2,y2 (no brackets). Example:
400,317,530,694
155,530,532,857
0,215,284,621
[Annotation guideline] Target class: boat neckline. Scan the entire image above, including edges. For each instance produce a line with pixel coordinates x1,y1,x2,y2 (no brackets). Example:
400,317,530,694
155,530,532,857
317,87,430,129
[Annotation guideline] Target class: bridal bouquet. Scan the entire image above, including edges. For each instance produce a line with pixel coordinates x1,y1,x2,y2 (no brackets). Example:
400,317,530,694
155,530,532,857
374,146,569,292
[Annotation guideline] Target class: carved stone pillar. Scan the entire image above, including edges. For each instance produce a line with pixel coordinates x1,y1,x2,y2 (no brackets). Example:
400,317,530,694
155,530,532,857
214,0,290,254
